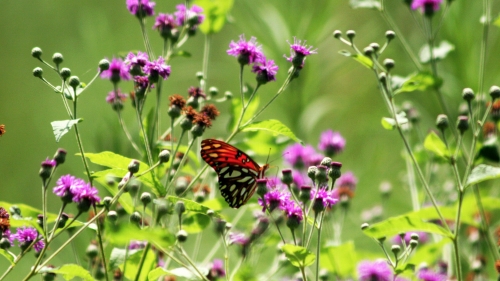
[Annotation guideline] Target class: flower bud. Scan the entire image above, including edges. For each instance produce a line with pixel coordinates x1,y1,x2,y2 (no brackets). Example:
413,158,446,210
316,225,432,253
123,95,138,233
176,230,188,242
369,43,380,52
409,239,418,248
158,150,170,163
224,91,233,99
214,219,226,235
307,166,317,182
206,209,214,217
52,53,63,65
329,162,342,180
361,223,369,230
39,158,56,181
436,114,449,131
190,123,205,138
385,30,396,42
346,30,356,40
175,177,189,195
37,214,44,228
379,72,387,86
33,67,43,78
175,201,186,215
490,85,500,100
68,76,80,88
391,245,401,254
186,96,199,109
128,180,140,198
130,211,142,224
156,203,168,221
410,232,420,241
462,88,475,102
57,213,69,229
140,192,152,206
299,186,312,203
0,237,11,250
281,169,293,185
312,198,325,213
99,59,110,72
168,106,182,119
86,243,99,259
59,68,71,80
196,71,204,80
333,30,342,39
31,47,42,59
180,118,193,131
209,86,218,97
457,116,469,134
53,149,67,166
256,179,268,197
128,160,140,174
315,165,328,185
363,46,374,56
383,59,395,71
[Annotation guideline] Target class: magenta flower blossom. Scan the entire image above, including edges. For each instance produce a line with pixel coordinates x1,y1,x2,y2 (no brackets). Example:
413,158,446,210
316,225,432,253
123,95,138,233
125,51,149,68
252,58,279,84
144,57,171,81
126,0,156,17
284,143,318,169
134,75,150,89
336,171,357,190
417,269,447,281
357,260,393,281
311,187,338,208
100,58,131,82
153,13,176,31
41,158,56,168
71,182,101,204
228,232,249,245
209,259,226,279
318,130,346,156
227,35,264,65
283,200,303,222
53,174,85,197
258,189,290,212
2,229,14,247
106,89,128,104
14,227,45,252
411,0,442,12
174,4,205,26
285,37,317,67
128,240,147,250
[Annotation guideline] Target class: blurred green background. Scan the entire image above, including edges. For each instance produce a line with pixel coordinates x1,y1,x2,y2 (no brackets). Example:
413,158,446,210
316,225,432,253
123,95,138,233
1,0,499,279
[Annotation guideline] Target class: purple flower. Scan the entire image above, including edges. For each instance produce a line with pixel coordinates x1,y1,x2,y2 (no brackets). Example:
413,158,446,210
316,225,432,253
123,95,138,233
209,259,226,278
126,0,156,17
252,58,278,84
71,182,101,204
311,187,338,208
134,75,150,89
125,51,149,68
129,240,147,250
144,57,171,81
227,35,264,65
266,176,282,189
417,269,447,281
285,37,317,67
411,0,442,12
53,174,85,197
336,171,357,190
106,89,128,104
357,260,393,281
229,232,249,245
283,143,317,169
174,4,205,26
153,13,176,31
41,158,56,168
100,58,131,82
283,200,303,222
2,229,14,247
258,189,290,212
318,130,345,156
293,171,308,187
14,227,44,252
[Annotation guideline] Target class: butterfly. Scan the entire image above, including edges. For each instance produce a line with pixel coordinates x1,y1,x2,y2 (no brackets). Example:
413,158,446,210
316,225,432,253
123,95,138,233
200,139,269,208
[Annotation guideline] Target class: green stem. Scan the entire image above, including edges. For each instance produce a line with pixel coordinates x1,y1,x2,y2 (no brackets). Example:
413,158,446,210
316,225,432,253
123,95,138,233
133,243,151,281
93,205,109,281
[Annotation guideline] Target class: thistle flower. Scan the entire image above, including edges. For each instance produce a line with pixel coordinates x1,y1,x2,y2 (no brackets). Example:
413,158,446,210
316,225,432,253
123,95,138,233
227,35,264,65
144,57,171,82
318,130,346,157
252,58,279,84
14,227,45,252
126,0,156,17
357,260,393,281
285,37,317,68
100,58,131,82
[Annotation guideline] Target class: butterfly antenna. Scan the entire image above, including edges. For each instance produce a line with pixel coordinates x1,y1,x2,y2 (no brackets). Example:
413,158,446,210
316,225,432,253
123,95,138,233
266,147,271,165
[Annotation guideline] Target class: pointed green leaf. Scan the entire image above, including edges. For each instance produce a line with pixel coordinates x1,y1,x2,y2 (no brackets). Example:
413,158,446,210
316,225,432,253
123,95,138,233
320,241,356,277
83,151,164,196
241,119,302,143
47,264,95,281
194,0,234,34
182,213,211,233
465,164,500,188
349,0,381,9
165,196,222,218
393,72,440,94
419,41,455,63
0,249,15,265
423,131,450,159
51,119,82,142
409,239,449,266
338,50,373,68
282,244,316,267
381,112,408,130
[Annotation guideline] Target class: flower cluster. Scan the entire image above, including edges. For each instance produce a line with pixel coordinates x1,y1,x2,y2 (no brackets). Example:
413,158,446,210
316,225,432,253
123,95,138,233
12,227,45,253
53,174,101,212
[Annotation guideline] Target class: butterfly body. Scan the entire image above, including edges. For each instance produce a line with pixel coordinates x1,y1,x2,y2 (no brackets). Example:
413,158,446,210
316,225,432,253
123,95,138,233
200,139,269,208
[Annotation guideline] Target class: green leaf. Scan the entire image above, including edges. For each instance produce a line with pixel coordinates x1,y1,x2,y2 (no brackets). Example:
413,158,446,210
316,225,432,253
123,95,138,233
409,239,449,266
393,72,440,94
165,196,222,218
84,151,164,196
241,119,302,144
494,14,500,27
338,50,373,68
121,248,156,281
109,248,128,269
239,130,291,156
349,0,381,9
47,264,95,281
105,223,175,249
194,0,234,34
395,263,415,275
0,249,15,265
320,241,356,277
228,88,260,132
423,131,450,159
281,244,316,268
465,164,500,188
363,211,453,239
419,41,455,63
381,112,408,130
182,213,211,233
233,263,258,281
51,119,82,142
